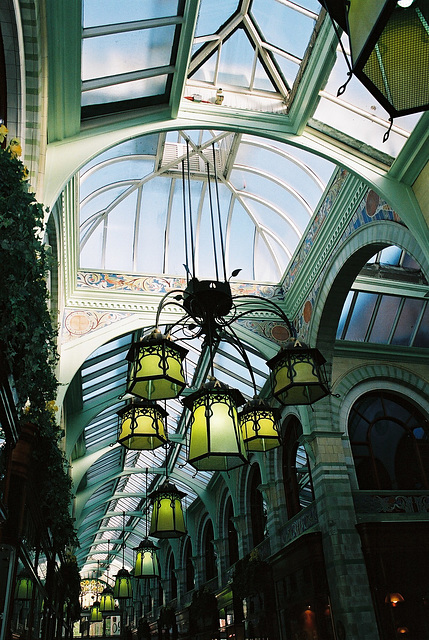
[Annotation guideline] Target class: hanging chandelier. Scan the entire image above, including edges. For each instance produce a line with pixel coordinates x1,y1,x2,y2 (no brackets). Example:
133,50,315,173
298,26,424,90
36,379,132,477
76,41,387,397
123,140,330,475
117,400,168,450
15,570,33,600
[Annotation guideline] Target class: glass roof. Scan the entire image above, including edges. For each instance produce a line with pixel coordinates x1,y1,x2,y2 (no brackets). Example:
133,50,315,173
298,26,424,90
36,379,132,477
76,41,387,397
81,0,185,117
79,129,335,283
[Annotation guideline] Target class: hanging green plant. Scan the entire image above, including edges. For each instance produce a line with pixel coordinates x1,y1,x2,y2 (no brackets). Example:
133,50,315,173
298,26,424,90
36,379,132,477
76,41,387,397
0,127,77,550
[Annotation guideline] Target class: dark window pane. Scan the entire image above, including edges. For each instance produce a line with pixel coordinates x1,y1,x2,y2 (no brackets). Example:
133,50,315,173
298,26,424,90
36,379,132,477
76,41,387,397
336,290,354,339
391,298,424,346
344,292,378,341
368,295,401,344
413,302,429,347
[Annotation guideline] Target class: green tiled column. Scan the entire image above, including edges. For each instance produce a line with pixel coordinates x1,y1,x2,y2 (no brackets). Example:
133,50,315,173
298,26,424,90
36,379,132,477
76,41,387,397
306,416,380,639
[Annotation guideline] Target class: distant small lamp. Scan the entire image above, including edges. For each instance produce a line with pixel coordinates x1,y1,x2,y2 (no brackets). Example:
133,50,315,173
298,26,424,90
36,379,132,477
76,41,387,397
134,538,161,579
148,480,186,538
267,340,330,406
321,0,429,118
385,592,405,607
99,586,116,615
113,569,133,599
239,398,281,452
15,571,33,600
117,401,168,450
125,330,188,401
397,628,409,636
182,379,248,471
90,601,103,622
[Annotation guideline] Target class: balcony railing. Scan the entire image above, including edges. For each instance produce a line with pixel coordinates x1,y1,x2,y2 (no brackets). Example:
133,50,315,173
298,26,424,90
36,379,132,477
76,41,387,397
353,491,429,516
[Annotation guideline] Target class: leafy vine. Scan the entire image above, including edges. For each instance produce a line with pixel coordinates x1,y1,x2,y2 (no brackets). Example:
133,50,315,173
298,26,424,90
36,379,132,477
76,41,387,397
0,125,77,550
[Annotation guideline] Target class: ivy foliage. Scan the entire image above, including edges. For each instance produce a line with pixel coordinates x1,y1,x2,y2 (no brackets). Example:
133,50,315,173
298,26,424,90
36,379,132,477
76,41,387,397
0,129,77,550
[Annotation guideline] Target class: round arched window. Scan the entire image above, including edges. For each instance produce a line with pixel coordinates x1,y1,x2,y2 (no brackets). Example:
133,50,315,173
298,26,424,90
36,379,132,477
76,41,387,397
348,392,429,490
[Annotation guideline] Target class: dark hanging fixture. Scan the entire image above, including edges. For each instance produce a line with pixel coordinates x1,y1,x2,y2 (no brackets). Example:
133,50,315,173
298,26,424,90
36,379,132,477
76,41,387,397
113,513,133,599
123,140,331,471
134,538,161,579
267,340,330,406
319,0,429,122
239,397,281,452
182,379,248,471
148,479,186,539
125,329,188,401
117,400,168,450
15,570,33,600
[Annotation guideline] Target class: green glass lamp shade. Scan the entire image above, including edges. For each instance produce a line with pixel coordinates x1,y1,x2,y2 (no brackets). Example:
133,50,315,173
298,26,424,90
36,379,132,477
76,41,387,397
148,480,186,538
134,538,161,579
324,0,429,117
99,586,116,614
267,341,330,406
182,381,248,471
90,601,103,622
239,398,281,452
125,331,188,401
15,573,33,600
113,569,133,599
117,401,168,450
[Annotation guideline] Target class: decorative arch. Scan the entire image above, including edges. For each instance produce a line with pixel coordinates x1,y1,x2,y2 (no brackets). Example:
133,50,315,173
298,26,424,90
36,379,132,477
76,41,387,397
282,416,314,519
347,390,429,491
202,519,217,582
182,537,195,593
225,496,239,567
246,463,267,549
309,221,429,353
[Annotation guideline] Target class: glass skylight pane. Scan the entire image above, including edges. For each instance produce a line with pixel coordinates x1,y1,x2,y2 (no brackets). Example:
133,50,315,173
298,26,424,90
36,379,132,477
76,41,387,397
253,59,277,92
413,304,429,348
81,187,130,225
82,75,168,106
391,298,424,347
82,27,176,81
336,291,354,339
217,29,254,88
83,0,179,28
81,159,153,202
368,296,401,344
195,0,239,38
251,0,316,58
104,191,138,271
378,245,402,266
136,180,170,274
344,292,378,342
272,54,300,89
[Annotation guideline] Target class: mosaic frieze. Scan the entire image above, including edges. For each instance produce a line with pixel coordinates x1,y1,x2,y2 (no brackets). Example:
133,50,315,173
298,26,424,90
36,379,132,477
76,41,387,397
76,270,283,299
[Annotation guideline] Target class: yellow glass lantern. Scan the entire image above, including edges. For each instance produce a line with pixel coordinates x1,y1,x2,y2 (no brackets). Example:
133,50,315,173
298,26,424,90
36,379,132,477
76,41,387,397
182,380,248,471
322,0,429,118
15,571,33,600
117,401,168,450
267,340,330,406
125,330,188,401
134,538,161,579
90,601,103,622
148,480,186,539
113,568,133,599
239,398,281,452
99,586,116,614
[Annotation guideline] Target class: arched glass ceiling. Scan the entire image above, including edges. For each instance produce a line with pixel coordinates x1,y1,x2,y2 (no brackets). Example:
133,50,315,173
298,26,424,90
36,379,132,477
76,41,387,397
79,129,335,283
